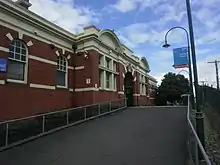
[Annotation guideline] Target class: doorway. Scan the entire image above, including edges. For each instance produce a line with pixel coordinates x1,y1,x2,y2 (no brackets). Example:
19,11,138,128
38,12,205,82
124,72,134,106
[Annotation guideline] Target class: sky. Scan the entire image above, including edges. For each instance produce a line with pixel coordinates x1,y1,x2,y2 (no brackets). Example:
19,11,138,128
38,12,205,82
16,0,220,86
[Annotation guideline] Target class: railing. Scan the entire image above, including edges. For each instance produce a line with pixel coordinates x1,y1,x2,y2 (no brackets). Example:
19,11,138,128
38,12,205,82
185,95,212,165
0,98,127,152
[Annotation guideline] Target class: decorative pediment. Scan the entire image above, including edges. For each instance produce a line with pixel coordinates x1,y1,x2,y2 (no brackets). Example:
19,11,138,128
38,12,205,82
98,29,122,52
140,57,150,72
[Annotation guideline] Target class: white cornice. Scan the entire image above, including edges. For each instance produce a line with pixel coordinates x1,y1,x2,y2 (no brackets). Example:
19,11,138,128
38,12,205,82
0,0,76,42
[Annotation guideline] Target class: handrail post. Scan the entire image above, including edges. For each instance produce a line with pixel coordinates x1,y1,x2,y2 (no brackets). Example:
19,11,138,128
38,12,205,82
109,101,112,111
66,111,69,125
195,140,199,165
98,104,100,115
84,107,87,119
42,116,45,133
5,123,9,146
124,97,127,107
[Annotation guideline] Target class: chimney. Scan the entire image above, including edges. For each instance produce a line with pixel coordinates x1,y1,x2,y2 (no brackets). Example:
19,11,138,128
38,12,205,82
15,0,32,9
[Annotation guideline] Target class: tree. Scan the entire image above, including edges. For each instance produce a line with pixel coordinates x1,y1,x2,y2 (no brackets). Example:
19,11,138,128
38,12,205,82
155,72,189,105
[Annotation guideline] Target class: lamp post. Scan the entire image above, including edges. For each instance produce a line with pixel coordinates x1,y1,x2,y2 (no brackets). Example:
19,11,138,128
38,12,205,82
185,0,205,151
162,26,195,109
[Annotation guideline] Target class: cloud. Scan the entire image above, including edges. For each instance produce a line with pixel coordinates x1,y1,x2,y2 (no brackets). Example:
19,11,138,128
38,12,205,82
108,0,163,13
29,0,100,33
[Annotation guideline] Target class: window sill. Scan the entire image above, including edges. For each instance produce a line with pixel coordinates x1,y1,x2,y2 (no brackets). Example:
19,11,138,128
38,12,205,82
7,79,27,84
56,85,68,89
99,87,117,92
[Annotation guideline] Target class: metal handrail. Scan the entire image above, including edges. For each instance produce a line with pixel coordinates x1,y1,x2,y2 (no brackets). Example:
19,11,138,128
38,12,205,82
0,98,127,151
186,95,212,165
0,98,124,124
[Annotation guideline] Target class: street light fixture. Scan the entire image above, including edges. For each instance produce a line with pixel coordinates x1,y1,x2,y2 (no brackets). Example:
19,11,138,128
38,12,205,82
162,26,195,109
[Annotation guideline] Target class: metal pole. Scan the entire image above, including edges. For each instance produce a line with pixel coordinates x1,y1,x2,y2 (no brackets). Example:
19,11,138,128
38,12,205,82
208,60,220,89
186,0,205,155
5,123,9,146
164,26,195,109
42,116,45,133
66,111,69,125
215,60,219,89
84,107,87,119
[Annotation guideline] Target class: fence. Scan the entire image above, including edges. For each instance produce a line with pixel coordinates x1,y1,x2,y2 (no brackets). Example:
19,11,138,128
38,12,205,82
0,98,126,152
199,86,220,116
183,94,212,165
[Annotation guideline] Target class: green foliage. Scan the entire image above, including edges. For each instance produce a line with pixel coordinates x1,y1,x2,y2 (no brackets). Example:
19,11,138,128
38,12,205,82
155,72,189,105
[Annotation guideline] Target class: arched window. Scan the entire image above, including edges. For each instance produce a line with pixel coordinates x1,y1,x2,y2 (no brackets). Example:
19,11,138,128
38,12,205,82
8,39,28,81
57,56,67,87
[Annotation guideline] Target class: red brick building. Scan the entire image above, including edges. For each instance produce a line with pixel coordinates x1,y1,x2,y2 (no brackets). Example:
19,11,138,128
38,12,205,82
0,0,157,121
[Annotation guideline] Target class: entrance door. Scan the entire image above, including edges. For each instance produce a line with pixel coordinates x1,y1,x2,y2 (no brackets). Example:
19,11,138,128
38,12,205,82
124,72,134,106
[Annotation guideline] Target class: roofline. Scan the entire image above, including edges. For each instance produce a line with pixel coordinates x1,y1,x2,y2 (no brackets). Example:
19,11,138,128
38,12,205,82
1,0,77,41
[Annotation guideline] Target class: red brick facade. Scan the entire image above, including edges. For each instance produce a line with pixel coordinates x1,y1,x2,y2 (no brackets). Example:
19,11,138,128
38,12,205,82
0,0,157,121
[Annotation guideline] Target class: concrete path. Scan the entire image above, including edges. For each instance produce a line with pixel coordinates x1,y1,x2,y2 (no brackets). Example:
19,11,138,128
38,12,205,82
0,107,187,165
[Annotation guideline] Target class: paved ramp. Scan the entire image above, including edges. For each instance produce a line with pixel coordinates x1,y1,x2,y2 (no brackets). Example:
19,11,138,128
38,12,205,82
0,107,187,165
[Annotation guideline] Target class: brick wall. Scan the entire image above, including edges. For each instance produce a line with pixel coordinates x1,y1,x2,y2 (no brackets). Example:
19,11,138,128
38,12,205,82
0,25,75,121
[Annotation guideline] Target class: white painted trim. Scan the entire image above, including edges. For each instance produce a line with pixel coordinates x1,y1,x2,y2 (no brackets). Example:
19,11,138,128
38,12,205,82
75,87,99,92
134,76,136,82
56,85,68,89
67,55,71,60
30,83,55,90
27,41,33,47
18,31,23,39
0,80,5,85
99,87,117,92
6,33,13,41
0,46,9,52
29,55,57,65
68,66,74,70
7,79,27,84
62,49,65,55
118,91,124,94
133,94,140,96
69,88,73,92
0,19,74,52
75,66,84,70
55,50,60,56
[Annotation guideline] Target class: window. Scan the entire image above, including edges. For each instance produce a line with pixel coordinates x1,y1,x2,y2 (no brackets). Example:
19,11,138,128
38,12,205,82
113,75,117,90
105,57,111,69
98,55,117,91
106,72,111,88
8,39,27,81
99,69,104,88
57,56,67,87
99,55,104,66
113,61,117,71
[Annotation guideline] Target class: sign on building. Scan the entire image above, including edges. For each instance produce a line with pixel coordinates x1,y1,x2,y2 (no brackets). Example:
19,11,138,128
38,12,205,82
173,47,189,69
0,59,6,72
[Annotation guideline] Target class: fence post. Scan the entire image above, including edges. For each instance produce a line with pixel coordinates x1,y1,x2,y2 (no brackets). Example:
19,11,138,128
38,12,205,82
98,104,101,115
84,107,87,119
66,111,69,125
195,140,199,165
109,101,112,111
5,123,9,146
42,116,45,133
124,97,127,107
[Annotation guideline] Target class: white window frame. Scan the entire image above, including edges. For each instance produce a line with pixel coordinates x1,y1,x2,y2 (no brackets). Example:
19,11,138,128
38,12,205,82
57,55,68,88
7,39,28,84
98,55,118,91
99,69,104,88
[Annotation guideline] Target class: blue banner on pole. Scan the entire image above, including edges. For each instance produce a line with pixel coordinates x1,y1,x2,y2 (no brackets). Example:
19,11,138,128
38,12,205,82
0,59,7,72
173,47,189,69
